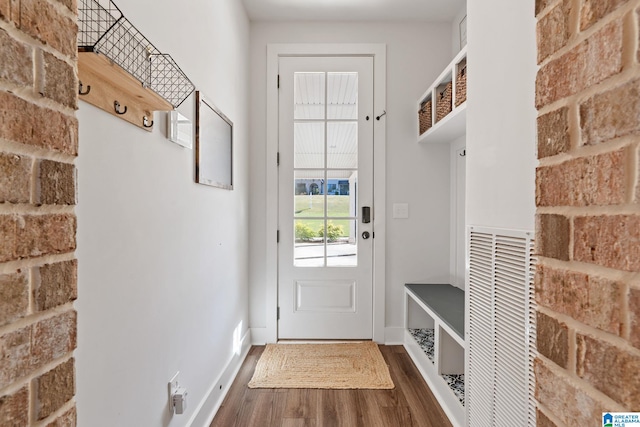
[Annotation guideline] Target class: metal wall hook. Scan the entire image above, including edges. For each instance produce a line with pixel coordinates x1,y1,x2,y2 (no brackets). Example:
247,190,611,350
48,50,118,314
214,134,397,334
78,81,91,96
143,116,153,128
459,149,466,157
376,110,387,121
114,101,127,115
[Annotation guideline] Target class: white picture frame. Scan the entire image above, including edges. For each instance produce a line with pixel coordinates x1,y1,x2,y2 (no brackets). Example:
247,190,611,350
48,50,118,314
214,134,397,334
167,110,193,149
459,15,467,49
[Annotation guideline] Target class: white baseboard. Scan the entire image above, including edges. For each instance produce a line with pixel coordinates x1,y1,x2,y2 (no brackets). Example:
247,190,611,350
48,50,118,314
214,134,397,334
250,327,269,345
187,329,252,427
384,327,405,345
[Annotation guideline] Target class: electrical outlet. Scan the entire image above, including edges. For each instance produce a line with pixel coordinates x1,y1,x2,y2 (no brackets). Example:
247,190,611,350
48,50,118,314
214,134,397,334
168,372,180,414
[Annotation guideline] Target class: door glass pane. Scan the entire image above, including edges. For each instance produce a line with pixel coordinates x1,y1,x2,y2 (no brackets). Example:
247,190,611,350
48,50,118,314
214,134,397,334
294,122,324,168
327,122,357,168
326,170,356,218
327,72,358,120
294,219,325,267
294,170,325,217
294,72,325,120
327,220,357,267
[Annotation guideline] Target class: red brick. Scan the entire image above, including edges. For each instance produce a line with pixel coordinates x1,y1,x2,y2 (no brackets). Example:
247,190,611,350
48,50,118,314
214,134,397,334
535,358,609,427
536,19,623,108
577,334,640,408
536,150,626,206
0,0,8,22
0,270,28,327
574,215,640,272
580,78,640,145
0,28,33,87
537,107,570,158
536,0,557,16
0,152,32,204
38,160,76,205
537,311,570,368
35,259,77,311
34,358,74,420
0,327,31,389
536,214,571,261
45,405,76,427
0,92,78,155
537,410,558,427
0,214,77,262
32,311,77,368
0,0,18,26
537,0,573,62
19,0,77,58
54,0,76,13
0,215,17,262
42,51,77,109
0,214,76,262
630,288,640,349
536,265,623,335
581,0,629,31
0,386,28,427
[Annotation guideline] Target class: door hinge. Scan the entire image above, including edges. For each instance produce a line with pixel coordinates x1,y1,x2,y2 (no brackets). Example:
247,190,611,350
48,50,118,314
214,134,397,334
277,152,280,166
373,232,375,239
277,74,280,89
277,230,280,243
277,306,280,320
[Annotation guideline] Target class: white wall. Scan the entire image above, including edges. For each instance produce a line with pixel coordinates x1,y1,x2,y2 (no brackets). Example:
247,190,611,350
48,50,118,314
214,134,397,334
466,1,537,231
75,0,250,425
248,22,453,339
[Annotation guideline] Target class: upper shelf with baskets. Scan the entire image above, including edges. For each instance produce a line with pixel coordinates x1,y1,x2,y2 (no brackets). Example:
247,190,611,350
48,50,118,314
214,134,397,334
77,0,195,131
418,47,467,144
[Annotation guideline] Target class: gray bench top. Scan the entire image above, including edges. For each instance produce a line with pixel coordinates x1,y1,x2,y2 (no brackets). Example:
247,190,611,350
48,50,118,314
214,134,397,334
405,283,465,340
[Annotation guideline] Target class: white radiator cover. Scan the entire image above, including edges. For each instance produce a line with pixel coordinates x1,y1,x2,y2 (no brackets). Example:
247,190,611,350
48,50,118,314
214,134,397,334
466,226,536,427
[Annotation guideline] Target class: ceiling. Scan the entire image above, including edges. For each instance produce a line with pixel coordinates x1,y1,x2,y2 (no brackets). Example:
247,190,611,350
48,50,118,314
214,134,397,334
242,0,465,22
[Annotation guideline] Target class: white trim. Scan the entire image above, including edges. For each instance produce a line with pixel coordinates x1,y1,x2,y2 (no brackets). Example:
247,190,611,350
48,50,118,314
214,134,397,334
384,327,405,345
250,327,268,345
188,329,251,427
266,43,387,343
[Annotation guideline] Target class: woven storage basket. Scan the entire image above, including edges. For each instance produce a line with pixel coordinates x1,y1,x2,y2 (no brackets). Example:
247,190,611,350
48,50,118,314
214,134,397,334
455,65,467,106
419,100,432,135
436,82,453,123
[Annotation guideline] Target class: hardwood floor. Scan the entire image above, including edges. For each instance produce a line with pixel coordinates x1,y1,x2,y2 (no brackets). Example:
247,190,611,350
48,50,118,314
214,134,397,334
210,345,453,427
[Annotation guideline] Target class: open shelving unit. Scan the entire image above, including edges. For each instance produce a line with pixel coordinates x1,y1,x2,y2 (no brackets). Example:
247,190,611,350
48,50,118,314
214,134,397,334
417,47,467,144
405,283,465,427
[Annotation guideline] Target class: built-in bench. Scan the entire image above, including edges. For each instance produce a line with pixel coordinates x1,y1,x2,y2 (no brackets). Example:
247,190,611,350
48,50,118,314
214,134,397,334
404,283,466,427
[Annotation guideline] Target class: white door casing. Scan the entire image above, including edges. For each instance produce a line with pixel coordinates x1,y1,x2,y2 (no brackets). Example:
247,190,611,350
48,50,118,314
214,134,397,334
262,44,386,344
278,56,373,339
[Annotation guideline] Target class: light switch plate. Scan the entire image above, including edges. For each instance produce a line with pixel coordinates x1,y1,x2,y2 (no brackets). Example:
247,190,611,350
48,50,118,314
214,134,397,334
393,203,409,219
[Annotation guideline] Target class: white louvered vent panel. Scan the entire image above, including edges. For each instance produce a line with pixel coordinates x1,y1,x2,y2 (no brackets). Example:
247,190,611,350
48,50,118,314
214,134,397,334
467,232,494,427
467,227,536,427
527,244,538,427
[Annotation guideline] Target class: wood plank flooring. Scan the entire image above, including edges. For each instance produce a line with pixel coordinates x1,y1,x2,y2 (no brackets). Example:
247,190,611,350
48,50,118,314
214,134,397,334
210,345,453,427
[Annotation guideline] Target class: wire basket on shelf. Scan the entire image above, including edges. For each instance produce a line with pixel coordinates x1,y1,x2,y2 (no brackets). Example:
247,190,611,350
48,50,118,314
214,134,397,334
436,82,452,123
419,99,432,135
77,0,195,108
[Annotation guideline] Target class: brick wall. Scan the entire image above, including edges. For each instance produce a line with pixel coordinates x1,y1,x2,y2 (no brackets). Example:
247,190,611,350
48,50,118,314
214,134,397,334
0,0,78,425
535,0,640,425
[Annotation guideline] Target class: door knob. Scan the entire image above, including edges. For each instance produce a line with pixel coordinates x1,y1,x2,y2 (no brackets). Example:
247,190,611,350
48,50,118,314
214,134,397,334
362,231,370,239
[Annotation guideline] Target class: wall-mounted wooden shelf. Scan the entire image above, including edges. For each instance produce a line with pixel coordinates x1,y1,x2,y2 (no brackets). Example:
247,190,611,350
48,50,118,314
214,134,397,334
77,0,195,131
78,52,173,131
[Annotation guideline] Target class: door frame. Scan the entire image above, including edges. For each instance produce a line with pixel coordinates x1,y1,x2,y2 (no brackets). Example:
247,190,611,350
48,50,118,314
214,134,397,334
265,43,387,343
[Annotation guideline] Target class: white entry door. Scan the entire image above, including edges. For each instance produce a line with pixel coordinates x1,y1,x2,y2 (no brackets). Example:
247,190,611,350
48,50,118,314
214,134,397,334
278,56,374,339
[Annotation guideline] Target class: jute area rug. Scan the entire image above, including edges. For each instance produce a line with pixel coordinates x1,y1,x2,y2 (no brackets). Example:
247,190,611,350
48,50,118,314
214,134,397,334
248,341,394,389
